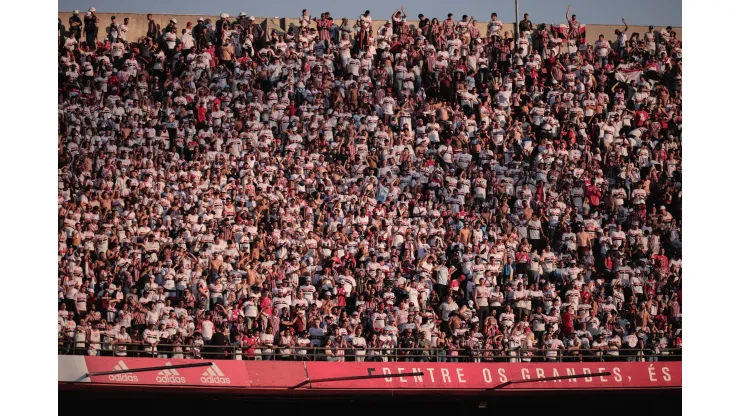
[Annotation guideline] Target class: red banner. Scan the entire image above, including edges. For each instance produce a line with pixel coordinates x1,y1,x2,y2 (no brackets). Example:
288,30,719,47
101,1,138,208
551,24,587,44
303,362,681,390
79,357,680,391
615,66,644,83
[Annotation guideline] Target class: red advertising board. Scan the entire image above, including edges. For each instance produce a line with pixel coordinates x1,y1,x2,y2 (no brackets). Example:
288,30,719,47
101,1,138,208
303,362,681,390
78,357,680,391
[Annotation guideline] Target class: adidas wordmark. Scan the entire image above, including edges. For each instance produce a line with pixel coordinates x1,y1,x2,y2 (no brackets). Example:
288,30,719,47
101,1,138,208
156,362,186,383
108,360,139,382
200,364,231,384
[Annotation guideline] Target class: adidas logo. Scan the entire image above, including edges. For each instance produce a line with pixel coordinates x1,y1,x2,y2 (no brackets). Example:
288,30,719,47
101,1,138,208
200,364,231,384
108,360,139,382
156,362,187,384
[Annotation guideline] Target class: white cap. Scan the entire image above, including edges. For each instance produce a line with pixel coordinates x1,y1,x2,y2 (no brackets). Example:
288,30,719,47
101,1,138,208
239,12,246,17
73,9,79,14
89,7,95,12
248,16,255,21
170,18,177,24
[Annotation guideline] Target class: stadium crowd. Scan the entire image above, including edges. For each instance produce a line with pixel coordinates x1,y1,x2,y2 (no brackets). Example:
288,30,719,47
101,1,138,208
58,6,682,363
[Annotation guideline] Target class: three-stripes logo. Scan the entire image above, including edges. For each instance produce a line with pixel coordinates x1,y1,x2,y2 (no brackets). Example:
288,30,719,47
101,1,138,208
201,364,231,384
156,362,187,384
108,360,139,382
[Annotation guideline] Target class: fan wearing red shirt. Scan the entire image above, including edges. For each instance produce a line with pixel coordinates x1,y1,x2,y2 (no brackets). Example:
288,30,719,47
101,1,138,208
108,72,120,95
653,248,669,272
561,305,575,335
645,274,658,295
241,331,258,359
287,102,297,117
634,109,649,127
585,180,602,208
454,61,467,75
535,183,546,206
259,293,273,311
644,283,656,300
449,277,461,294
580,287,592,305
653,307,668,329
563,127,577,145
515,248,531,275
196,101,208,128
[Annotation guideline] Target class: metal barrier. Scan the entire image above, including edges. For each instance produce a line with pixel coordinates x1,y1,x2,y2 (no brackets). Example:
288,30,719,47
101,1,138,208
59,342,682,363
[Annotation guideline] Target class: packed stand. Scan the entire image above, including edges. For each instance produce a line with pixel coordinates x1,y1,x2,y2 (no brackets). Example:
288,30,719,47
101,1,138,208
58,6,682,363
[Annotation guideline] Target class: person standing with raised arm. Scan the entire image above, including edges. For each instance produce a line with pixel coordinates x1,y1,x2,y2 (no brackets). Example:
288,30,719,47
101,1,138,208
391,8,407,33
615,18,629,58
565,5,582,54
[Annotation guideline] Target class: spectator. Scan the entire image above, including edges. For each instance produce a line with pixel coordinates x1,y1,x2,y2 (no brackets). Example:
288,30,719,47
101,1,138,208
68,10,82,41
83,8,99,47
146,13,158,40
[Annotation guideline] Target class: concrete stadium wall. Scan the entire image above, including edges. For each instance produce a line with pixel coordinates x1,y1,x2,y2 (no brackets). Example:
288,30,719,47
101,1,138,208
58,12,681,47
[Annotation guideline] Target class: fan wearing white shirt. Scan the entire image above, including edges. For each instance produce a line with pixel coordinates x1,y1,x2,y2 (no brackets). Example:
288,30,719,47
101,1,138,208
113,327,131,356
